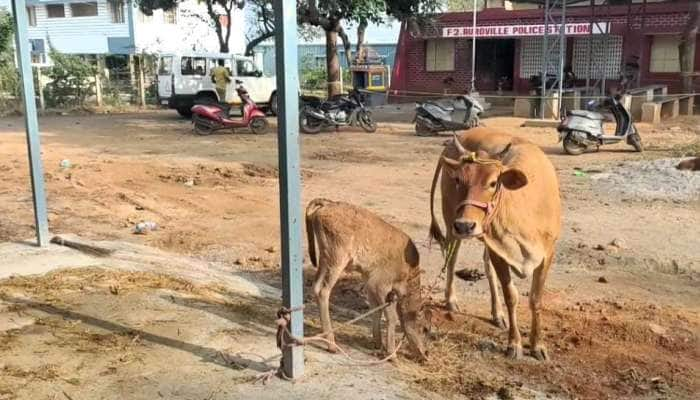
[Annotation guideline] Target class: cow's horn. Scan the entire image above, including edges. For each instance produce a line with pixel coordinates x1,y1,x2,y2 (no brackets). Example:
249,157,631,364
453,133,467,155
496,143,512,160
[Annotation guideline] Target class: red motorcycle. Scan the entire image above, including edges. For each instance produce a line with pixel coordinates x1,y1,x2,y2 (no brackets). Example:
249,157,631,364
191,80,268,135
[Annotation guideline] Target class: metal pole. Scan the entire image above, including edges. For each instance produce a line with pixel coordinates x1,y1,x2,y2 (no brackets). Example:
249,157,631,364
557,0,566,118
585,0,594,92
540,0,550,119
273,0,303,379
470,0,477,93
11,0,50,247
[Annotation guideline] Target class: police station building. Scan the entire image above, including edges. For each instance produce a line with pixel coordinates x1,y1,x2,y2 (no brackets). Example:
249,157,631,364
390,0,699,96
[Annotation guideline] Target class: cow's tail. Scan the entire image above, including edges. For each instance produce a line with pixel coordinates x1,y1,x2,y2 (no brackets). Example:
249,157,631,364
429,156,447,251
306,198,332,267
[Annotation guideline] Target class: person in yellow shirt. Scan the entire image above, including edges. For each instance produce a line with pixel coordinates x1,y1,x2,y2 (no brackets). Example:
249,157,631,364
210,60,231,102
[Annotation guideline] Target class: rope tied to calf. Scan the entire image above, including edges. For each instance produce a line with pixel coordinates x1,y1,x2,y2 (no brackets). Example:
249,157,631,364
273,290,403,380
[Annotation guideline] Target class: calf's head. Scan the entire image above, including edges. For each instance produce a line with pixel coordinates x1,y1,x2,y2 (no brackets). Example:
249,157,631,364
442,135,528,238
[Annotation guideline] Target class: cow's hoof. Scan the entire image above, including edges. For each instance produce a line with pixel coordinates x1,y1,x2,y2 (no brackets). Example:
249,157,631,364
492,315,507,330
531,346,549,361
327,343,339,354
505,345,523,360
446,301,460,312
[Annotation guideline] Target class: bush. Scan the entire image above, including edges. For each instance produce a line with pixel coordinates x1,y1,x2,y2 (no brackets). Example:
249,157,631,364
44,48,96,107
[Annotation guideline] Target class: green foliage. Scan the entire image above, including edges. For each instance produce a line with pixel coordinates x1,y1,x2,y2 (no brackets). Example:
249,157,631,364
299,56,352,93
0,10,13,56
446,0,485,12
44,48,97,107
0,10,19,101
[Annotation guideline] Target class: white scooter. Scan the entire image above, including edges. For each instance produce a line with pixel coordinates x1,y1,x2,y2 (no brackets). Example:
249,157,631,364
557,96,643,155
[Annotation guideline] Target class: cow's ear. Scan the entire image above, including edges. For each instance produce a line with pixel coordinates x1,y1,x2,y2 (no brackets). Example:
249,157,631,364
441,156,462,176
500,168,528,190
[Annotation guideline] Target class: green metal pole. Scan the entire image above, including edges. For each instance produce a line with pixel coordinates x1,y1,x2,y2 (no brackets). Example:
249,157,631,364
10,0,50,247
273,0,303,379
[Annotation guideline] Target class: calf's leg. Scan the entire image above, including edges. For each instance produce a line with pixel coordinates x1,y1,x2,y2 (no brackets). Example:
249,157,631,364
443,238,462,312
384,303,400,360
490,251,522,359
366,287,383,350
529,253,553,361
483,248,506,329
313,255,347,353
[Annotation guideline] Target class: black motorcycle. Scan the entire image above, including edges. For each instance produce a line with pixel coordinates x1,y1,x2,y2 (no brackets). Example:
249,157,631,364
557,95,642,155
414,95,483,136
299,89,377,134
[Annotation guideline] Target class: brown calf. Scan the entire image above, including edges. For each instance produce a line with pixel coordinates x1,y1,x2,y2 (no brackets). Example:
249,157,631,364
306,198,427,361
429,128,561,360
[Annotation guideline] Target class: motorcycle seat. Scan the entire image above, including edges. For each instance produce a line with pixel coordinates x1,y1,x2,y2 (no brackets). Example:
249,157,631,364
567,110,604,120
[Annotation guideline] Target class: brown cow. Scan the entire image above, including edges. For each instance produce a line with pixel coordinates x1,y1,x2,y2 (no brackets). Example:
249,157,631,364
306,198,428,361
429,128,561,360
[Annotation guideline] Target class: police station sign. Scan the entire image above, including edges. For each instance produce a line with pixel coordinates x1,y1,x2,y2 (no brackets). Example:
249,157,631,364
442,23,610,38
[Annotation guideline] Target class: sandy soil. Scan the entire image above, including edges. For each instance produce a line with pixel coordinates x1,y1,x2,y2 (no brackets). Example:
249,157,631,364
0,111,698,399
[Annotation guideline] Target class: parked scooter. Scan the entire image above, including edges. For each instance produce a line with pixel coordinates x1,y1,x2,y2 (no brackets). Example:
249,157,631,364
191,80,268,135
414,95,483,136
299,89,377,134
557,95,642,155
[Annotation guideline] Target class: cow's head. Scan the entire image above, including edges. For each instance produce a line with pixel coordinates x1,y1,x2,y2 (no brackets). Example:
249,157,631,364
441,135,528,238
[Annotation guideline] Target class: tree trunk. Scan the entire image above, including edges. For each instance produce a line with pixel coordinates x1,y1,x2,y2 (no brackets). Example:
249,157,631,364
245,32,274,56
679,1,699,93
326,29,341,98
356,21,368,63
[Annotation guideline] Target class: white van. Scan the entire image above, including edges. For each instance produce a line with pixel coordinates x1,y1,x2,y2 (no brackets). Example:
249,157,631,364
157,52,277,118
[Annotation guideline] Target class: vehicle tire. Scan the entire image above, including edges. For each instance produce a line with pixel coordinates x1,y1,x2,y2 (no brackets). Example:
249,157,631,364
300,109,323,134
562,133,586,155
177,107,193,118
250,117,268,134
193,115,213,136
357,110,377,133
628,133,643,152
415,124,435,137
268,92,278,116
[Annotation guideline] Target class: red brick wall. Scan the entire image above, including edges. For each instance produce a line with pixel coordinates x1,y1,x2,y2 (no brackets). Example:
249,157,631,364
391,1,696,96
403,36,473,95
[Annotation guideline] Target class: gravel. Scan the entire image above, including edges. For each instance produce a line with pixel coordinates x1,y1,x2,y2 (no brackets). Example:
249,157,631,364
588,158,700,202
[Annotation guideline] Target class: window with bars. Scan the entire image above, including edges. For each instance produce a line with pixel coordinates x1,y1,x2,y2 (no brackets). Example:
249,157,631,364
109,0,125,23
649,35,680,73
519,37,561,78
572,35,623,79
27,6,37,26
70,2,98,17
164,8,177,24
425,39,455,72
47,4,65,18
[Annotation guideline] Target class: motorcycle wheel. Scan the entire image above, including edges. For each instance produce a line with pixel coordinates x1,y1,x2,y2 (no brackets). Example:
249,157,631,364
193,115,214,136
357,110,377,133
249,117,268,134
415,123,435,137
562,133,586,155
627,133,643,152
300,110,323,134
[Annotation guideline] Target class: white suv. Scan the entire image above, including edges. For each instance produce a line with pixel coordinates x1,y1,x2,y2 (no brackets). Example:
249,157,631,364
157,52,277,118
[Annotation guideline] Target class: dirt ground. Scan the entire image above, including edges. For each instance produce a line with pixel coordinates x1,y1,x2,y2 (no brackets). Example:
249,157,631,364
0,111,698,399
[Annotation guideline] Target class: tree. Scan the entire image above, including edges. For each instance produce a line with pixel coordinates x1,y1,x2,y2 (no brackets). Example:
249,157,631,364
0,10,13,56
0,10,19,99
298,0,440,97
679,1,699,94
244,0,274,55
445,0,485,12
137,0,245,53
